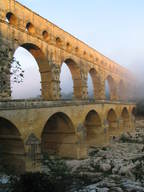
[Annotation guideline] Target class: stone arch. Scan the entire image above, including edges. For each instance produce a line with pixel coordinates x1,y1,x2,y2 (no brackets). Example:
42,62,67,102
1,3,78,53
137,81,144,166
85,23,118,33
26,22,35,34
14,43,54,100
75,46,79,54
83,51,86,56
118,80,125,100
107,108,118,138
42,30,50,41
84,110,103,146
6,12,18,25
56,37,62,47
41,112,77,158
121,107,130,132
0,117,25,174
105,75,117,100
66,42,72,52
60,58,82,99
88,68,101,99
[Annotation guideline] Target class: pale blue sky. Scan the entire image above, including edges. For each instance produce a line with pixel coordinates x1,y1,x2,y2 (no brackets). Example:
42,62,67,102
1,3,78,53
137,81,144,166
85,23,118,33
12,0,144,98
17,0,144,68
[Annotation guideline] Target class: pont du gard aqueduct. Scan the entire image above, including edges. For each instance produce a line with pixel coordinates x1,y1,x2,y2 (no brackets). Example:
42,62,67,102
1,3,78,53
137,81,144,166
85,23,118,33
0,0,136,173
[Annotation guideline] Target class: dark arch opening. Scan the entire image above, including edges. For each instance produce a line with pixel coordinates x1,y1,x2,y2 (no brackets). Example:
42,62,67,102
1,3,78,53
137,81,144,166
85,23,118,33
42,30,49,41
121,107,130,132
107,109,118,137
41,112,77,158
0,117,25,174
75,46,79,53
56,37,62,46
85,110,102,146
60,58,82,99
66,42,72,52
26,22,35,34
11,43,43,99
83,51,87,56
6,12,17,25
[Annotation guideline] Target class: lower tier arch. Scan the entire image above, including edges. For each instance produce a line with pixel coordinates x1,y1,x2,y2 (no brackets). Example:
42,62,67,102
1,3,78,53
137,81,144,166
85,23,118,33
41,112,77,158
84,110,104,146
0,117,25,174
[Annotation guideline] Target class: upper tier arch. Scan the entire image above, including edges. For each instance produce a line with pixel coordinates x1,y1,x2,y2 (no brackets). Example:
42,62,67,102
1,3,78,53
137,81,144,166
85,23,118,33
0,0,135,101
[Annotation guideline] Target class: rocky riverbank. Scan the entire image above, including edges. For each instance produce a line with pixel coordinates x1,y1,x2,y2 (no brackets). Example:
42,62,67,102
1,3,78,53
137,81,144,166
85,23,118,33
67,120,144,192
1,120,144,192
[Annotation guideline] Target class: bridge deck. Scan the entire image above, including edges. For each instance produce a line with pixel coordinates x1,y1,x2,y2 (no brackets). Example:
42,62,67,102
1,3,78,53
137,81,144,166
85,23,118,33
0,99,136,171
0,99,135,110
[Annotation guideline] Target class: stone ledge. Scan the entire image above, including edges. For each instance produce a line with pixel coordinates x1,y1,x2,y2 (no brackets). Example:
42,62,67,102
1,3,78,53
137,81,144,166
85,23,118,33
0,99,136,110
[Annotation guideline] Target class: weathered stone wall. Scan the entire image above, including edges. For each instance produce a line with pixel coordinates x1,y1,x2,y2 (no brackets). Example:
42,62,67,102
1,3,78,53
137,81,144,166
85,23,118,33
0,0,136,101
0,0,137,173
0,100,136,171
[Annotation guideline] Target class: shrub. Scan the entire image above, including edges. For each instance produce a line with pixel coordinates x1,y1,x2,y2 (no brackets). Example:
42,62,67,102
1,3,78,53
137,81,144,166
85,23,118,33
9,172,55,192
42,154,71,179
9,172,74,192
